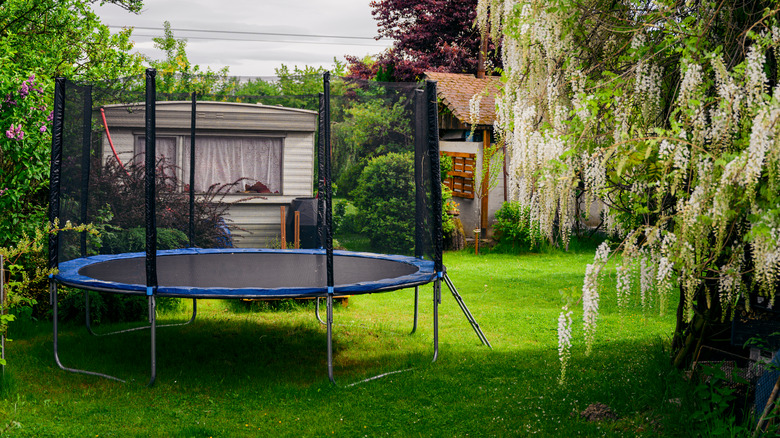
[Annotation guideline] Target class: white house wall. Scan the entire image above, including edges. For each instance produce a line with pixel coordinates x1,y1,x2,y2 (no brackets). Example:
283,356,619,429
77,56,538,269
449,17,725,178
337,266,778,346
440,140,505,238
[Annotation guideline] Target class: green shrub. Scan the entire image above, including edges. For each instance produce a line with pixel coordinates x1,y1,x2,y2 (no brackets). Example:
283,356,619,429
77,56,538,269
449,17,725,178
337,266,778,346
333,200,363,235
57,290,183,325
493,201,542,250
101,227,189,254
352,152,415,254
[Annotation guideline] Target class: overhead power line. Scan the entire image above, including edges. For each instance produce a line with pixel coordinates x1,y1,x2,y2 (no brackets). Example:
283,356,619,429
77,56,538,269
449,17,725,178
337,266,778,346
109,25,388,42
130,32,390,47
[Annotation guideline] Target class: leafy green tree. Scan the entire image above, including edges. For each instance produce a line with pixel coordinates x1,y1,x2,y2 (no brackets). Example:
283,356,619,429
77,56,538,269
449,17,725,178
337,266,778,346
148,20,233,96
233,63,346,109
352,152,415,253
0,0,144,246
331,94,413,196
0,0,145,355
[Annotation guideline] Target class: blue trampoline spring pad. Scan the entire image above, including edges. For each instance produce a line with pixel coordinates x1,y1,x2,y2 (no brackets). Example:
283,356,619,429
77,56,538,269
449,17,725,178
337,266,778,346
54,248,437,298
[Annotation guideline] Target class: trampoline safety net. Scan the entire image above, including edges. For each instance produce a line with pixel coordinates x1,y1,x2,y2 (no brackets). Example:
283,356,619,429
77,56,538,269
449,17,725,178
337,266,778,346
50,70,443,283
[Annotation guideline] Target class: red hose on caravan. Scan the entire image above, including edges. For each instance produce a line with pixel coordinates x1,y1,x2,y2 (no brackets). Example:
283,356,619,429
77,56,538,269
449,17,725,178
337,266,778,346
100,108,130,176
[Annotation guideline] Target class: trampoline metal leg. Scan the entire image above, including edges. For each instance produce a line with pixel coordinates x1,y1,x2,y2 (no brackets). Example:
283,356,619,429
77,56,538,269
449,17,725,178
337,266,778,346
443,273,491,348
433,278,440,362
315,298,326,326
51,280,125,382
326,294,335,383
147,294,157,387
410,286,419,335
86,293,198,337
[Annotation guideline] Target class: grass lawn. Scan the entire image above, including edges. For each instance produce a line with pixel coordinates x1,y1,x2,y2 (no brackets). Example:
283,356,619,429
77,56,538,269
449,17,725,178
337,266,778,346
0,248,698,437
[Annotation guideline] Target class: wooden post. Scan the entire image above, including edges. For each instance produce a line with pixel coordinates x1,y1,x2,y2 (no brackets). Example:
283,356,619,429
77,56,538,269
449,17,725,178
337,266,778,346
480,129,490,232
294,211,300,249
280,206,287,249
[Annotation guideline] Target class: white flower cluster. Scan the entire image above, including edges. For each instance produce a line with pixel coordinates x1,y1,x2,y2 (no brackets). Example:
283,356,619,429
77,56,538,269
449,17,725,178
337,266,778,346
484,0,780,369
658,140,674,159
709,56,743,145
751,216,780,302
678,61,708,141
616,240,638,310
743,107,779,189
639,252,658,310
718,246,744,316
476,0,490,37
557,305,573,385
583,242,610,354
745,45,767,110
469,92,483,127
571,70,591,123
678,61,703,106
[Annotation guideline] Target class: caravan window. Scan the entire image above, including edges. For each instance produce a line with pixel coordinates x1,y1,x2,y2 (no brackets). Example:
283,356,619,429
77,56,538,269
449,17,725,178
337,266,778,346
135,136,283,194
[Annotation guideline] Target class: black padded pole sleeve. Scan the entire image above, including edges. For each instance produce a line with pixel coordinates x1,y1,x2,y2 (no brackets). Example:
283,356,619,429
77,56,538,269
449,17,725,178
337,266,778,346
189,91,196,247
426,81,443,273
145,68,158,289
317,92,326,249
79,85,92,258
414,89,425,259
323,72,333,291
49,77,66,270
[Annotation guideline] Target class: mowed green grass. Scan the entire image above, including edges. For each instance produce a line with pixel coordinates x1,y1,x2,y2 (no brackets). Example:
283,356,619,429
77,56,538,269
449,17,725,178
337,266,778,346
0,249,693,437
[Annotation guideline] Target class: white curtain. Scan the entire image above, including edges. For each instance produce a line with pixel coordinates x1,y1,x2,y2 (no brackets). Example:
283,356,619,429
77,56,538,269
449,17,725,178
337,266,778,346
135,136,177,165
183,136,282,193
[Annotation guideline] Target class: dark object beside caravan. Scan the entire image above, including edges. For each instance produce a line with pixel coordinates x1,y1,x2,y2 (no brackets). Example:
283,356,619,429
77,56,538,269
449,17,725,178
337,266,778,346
286,197,320,249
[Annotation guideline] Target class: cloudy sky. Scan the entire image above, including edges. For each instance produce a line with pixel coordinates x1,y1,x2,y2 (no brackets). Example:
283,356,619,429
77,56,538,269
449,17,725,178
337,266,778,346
94,0,394,78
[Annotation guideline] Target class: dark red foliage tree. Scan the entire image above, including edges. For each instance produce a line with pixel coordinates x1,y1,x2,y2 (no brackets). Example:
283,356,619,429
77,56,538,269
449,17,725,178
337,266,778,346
347,0,501,81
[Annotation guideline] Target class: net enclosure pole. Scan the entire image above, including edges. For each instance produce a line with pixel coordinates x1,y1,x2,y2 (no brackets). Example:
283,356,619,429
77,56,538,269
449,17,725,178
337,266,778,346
188,91,196,247
317,92,326,249
49,77,65,368
79,85,92,258
145,68,158,291
49,78,65,366
426,80,443,361
48,78,123,383
322,72,336,383
411,88,428,335
144,68,158,387
186,90,198,321
49,78,65,280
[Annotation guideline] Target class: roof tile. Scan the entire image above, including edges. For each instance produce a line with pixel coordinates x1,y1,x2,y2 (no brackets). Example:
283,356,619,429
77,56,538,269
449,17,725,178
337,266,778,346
424,71,502,126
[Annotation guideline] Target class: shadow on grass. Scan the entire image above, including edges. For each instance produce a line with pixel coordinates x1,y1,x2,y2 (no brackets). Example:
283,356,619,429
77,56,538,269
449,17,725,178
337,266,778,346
21,316,436,389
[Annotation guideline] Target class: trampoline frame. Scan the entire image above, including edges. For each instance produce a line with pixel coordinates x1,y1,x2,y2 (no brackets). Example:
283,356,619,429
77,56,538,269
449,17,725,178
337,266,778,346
48,69,490,386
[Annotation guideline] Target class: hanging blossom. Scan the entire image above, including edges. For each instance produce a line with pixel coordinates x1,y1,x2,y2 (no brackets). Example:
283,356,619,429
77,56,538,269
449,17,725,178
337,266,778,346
654,233,677,316
745,45,767,110
557,305,573,385
469,92,483,127
743,107,779,189
751,214,780,304
709,56,744,145
616,240,638,310
678,61,708,144
583,242,610,355
718,246,744,320
639,250,659,310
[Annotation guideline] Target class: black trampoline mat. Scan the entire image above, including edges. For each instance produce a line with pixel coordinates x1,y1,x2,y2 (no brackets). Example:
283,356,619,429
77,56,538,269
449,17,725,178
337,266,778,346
78,252,419,289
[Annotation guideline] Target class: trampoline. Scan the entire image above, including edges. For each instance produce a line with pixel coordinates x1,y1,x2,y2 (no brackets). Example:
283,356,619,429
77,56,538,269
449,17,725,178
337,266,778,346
48,69,489,386
55,248,436,298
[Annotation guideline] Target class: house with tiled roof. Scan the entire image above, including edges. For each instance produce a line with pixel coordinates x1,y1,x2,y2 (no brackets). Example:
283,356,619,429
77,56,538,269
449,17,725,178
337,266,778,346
425,71,505,240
